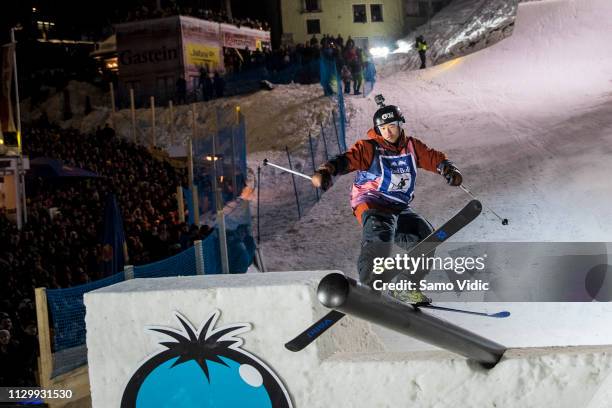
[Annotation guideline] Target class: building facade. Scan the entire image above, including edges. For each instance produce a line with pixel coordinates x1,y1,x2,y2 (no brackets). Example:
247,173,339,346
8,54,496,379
114,16,270,104
280,0,452,49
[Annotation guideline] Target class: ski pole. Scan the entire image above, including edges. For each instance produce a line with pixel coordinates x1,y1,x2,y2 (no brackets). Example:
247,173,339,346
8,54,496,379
263,159,312,181
459,184,509,225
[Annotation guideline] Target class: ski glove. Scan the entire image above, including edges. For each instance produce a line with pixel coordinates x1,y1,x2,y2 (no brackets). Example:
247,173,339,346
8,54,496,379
437,160,463,186
312,169,333,191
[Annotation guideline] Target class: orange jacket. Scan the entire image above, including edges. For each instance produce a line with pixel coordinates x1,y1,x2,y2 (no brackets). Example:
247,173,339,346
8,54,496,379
322,128,448,222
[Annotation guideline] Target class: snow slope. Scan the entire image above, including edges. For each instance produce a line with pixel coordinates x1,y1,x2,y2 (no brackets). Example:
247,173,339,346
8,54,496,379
261,0,612,276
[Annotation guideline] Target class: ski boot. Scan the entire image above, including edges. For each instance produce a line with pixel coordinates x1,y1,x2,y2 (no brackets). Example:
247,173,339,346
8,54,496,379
389,289,432,306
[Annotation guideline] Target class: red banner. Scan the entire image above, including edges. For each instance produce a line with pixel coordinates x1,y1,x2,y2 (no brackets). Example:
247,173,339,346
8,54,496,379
220,24,271,50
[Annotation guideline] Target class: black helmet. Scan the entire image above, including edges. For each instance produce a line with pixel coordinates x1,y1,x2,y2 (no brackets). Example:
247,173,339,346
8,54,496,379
373,105,405,134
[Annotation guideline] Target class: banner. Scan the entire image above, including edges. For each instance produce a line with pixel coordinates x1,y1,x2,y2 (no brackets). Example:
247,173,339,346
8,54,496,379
220,24,271,50
0,44,16,134
180,17,223,73
185,43,220,67
101,194,128,277
115,17,183,78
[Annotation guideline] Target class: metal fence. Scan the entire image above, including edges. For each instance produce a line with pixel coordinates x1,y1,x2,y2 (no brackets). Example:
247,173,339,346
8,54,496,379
192,108,247,216
256,101,347,241
39,50,358,381
113,59,322,110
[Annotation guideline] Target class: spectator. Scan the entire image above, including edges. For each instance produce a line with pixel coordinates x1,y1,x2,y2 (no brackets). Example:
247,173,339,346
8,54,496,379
341,65,353,94
203,72,214,102
336,34,344,49
0,329,21,385
0,123,192,386
175,74,187,104
199,66,212,101
213,72,225,98
416,35,428,69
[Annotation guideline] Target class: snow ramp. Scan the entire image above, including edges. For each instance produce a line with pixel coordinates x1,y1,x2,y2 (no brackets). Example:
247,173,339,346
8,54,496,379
85,272,612,407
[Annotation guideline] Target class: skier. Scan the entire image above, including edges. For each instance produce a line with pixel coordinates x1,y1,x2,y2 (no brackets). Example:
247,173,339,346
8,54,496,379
416,35,428,69
311,95,463,303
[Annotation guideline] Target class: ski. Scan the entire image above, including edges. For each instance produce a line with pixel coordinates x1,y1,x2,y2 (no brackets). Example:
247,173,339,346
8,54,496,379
284,200,483,352
417,304,511,318
284,310,346,352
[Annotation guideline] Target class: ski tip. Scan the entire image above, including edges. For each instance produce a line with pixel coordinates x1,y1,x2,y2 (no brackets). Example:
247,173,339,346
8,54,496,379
284,342,302,352
492,311,511,318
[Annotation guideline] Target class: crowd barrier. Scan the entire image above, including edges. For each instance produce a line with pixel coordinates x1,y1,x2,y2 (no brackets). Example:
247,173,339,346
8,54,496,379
192,108,247,215
40,198,254,379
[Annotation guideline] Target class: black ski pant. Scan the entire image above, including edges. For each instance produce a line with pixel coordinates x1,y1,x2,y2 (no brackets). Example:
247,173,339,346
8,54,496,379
344,80,351,93
419,51,427,69
358,208,434,287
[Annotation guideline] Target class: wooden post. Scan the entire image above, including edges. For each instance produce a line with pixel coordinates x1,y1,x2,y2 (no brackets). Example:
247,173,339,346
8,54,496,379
129,88,137,143
216,188,230,274
150,96,156,148
192,184,200,225
177,185,185,223
169,100,175,145
35,287,53,389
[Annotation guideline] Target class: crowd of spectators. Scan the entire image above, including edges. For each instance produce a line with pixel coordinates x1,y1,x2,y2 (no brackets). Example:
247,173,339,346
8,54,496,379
0,123,216,386
169,33,375,105
317,34,375,96
117,3,270,31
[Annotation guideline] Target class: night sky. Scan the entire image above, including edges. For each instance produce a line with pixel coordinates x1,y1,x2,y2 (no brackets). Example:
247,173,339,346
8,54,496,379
1,0,279,43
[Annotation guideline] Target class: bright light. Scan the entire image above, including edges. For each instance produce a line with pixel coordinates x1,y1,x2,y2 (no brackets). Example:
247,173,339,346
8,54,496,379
32,7,37,12
205,155,221,161
369,46,390,59
105,57,118,70
393,40,413,54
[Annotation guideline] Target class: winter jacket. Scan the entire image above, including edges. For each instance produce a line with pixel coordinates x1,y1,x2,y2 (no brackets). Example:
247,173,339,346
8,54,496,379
341,65,353,81
321,129,447,222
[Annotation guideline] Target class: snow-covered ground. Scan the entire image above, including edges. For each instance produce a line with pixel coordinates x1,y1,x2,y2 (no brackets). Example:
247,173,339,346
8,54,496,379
259,0,612,274
253,0,612,361
381,0,517,74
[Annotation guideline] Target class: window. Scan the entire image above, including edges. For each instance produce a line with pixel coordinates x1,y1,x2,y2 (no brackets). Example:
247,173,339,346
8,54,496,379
353,5,367,23
304,0,321,12
370,4,383,22
306,19,321,34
